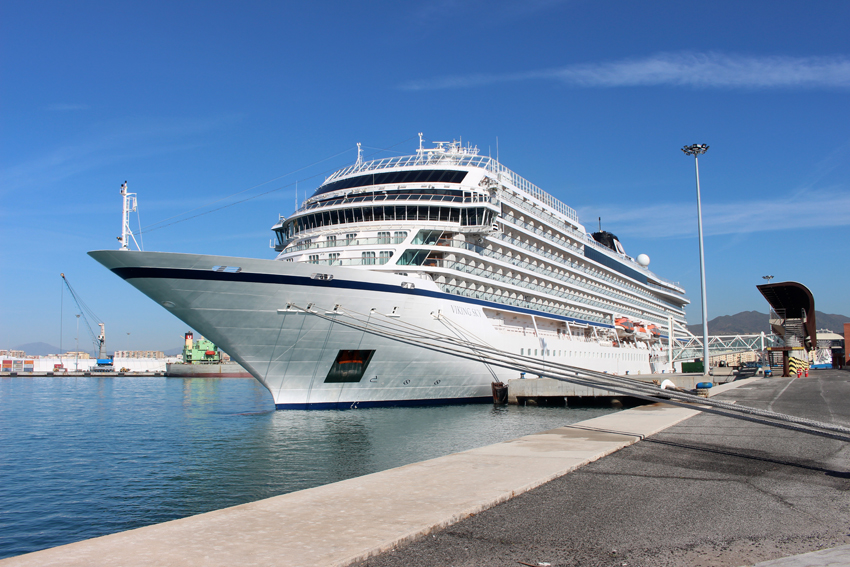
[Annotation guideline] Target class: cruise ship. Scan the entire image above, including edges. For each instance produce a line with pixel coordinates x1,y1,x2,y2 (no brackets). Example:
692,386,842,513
90,136,690,409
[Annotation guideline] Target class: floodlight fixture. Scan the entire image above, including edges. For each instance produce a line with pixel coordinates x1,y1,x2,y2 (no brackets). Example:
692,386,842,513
682,144,709,156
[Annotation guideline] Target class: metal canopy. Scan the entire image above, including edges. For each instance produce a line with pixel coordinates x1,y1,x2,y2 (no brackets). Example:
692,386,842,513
756,281,817,350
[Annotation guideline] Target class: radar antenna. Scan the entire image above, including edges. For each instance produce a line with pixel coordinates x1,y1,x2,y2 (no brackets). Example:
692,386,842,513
118,181,141,251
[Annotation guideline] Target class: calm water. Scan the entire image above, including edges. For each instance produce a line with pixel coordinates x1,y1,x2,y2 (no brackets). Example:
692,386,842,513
0,376,616,559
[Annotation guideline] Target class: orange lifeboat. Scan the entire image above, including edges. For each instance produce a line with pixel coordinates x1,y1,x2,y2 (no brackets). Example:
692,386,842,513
615,317,635,339
633,324,651,341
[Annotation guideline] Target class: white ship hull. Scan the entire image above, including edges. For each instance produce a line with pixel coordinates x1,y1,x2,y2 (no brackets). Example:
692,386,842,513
90,250,661,409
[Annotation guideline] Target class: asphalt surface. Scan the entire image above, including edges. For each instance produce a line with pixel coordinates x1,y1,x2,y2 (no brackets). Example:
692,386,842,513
355,369,850,567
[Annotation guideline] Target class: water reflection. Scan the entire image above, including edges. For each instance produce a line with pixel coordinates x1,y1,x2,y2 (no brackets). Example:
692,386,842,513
0,376,616,559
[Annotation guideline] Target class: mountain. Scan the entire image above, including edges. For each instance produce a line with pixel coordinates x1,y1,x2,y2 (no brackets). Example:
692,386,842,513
687,311,849,336
11,342,62,356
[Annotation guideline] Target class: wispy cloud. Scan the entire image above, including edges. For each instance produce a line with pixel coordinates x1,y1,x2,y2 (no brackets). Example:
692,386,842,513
400,52,850,91
46,103,90,111
0,115,241,194
579,187,850,239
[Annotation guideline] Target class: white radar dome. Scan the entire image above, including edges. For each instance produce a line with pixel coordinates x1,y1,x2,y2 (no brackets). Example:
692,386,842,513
636,254,650,267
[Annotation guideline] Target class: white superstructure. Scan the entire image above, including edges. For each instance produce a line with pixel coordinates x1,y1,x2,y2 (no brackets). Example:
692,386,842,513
90,137,690,409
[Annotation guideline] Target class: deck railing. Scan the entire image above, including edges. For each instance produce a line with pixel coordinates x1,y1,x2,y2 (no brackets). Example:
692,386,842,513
315,152,579,223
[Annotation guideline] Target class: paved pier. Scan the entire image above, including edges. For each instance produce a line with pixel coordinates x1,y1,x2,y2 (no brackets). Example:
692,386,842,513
3,372,847,567
359,370,850,567
507,371,720,404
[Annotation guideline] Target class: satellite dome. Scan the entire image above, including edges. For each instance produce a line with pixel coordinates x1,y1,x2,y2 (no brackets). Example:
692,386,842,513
636,254,650,267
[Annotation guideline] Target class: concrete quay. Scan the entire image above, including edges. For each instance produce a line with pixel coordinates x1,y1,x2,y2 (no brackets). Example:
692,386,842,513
360,370,850,567
507,371,721,405
3,372,847,567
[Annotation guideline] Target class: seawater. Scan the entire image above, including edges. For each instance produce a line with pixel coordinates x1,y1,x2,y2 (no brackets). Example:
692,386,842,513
0,376,617,559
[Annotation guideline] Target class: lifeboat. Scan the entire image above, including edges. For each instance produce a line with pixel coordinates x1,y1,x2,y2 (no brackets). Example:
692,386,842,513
615,317,635,339
646,324,662,340
633,324,651,341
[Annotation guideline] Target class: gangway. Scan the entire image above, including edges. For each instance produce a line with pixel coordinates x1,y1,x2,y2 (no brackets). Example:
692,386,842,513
668,332,782,363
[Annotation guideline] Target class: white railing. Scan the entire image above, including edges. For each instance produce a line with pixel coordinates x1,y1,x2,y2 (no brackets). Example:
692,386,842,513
316,152,579,224
670,333,783,362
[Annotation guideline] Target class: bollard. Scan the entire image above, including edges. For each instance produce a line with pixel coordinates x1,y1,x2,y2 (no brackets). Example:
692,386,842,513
797,368,802,378
491,382,508,405
805,368,808,378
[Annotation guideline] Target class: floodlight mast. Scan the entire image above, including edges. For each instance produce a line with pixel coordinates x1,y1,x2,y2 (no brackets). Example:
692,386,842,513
762,275,774,336
682,144,710,376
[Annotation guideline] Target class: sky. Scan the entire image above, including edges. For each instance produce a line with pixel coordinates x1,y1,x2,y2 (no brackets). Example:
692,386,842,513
2,0,848,354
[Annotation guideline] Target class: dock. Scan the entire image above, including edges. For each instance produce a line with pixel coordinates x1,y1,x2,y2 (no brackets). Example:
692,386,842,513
507,370,731,405
2,371,847,567
0,371,166,378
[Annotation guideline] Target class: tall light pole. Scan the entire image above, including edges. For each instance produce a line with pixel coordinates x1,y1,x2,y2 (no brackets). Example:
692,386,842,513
762,275,774,366
682,143,710,376
762,275,774,330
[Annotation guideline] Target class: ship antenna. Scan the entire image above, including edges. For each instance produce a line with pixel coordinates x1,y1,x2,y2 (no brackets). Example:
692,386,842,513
119,181,139,251
356,142,362,166
496,136,499,165
418,132,424,153
598,217,601,232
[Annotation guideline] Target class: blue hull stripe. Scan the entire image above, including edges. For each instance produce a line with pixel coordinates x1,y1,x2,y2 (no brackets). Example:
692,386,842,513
111,266,613,329
275,396,493,410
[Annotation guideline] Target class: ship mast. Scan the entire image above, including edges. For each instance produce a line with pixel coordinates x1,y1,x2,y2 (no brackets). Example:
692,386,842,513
119,181,139,251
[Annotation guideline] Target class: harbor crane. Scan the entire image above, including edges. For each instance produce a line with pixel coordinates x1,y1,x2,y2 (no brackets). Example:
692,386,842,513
61,273,108,360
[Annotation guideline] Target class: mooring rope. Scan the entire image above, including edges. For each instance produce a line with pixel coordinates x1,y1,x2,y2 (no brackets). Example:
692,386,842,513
284,301,850,443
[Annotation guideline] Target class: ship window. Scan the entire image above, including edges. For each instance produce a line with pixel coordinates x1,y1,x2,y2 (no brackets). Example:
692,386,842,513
308,254,319,264
379,251,393,264
393,231,408,243
377,231,391,244
346,233,357,244
412,229,441,245
328,253,340,264
397,249,429,266
460,207,488,226
312,170,467,198
324,350,376,383
361,251,376,265
326,235,336,245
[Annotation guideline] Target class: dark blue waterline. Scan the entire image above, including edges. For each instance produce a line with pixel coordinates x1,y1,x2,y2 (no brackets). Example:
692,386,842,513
275,395,493,410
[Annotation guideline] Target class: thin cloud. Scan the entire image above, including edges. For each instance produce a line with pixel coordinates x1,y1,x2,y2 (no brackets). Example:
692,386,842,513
579,188,850,239
0,115,240,194
400,52,850,91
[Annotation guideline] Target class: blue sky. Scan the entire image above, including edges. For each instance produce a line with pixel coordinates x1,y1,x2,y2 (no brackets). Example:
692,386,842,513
2,1,848,353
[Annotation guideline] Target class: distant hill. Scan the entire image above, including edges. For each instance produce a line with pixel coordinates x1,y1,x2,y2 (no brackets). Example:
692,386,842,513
11,342,62,356
688,311,849,336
